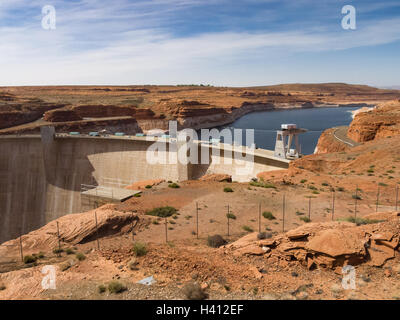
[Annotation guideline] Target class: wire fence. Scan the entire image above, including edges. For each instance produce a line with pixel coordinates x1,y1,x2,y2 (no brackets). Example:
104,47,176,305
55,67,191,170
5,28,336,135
0,184,398,266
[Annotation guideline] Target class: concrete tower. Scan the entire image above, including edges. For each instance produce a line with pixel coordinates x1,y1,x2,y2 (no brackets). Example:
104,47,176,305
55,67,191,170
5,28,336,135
274,124,307,159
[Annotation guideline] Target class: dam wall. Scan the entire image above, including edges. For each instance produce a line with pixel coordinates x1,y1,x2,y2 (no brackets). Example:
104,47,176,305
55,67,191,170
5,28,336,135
0,134,289,243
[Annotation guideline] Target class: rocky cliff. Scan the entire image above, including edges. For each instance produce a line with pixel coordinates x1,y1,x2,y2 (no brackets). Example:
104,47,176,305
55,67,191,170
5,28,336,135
347,100,400,142
314,128,351,154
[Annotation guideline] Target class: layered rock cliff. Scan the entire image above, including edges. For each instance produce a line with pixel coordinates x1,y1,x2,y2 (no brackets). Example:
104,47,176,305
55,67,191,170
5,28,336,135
347,100,400,142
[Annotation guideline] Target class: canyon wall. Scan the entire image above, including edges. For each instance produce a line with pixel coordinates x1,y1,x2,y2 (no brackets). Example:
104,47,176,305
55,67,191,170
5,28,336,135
347,100,400,142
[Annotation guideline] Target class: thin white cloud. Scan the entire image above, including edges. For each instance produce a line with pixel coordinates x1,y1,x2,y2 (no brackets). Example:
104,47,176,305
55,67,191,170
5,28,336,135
0,0,399,85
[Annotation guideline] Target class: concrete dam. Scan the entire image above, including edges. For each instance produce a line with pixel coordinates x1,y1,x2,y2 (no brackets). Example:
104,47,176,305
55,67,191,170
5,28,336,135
0,129,289,243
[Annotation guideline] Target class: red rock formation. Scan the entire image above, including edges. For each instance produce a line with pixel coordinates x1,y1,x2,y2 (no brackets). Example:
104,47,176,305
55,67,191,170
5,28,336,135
347,100,400,142
43,109,82,122
314,128,350,154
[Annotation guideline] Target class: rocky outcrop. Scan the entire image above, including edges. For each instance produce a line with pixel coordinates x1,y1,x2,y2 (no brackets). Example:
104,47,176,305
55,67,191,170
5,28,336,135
44,105,156,121
314,128,351,154
0,204,141,252
43,109,82,122
223,212,400,270
347,100,400,142
199,174,232,182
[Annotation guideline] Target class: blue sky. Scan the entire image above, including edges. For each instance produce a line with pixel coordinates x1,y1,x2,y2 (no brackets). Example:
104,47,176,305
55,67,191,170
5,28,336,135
0,0,400,86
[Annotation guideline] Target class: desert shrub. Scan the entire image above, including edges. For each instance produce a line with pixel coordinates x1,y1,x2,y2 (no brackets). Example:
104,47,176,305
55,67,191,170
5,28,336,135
257,232,272,240
65,248,75,255
182,282,207,300
37,252,45,259
133,242,147,257
337,187,345,192
146,206,177,218
75,252,86,261
53,248,63,254
207,235,226,248
223,187,233,193
168,183,180,189
300,179,307,183
145,185,152,189
340,217,383,226
296,211,305,216
133,193,141,198
300,216,311,223
322,182,329,186
185,215,192,220
23,255,37,264
108,281,127,294
352,194,362,200
98,284,106,294
152,220,159,225
242,225,254,232
379,182,388,187
249,181,276,189
226,213,236,220
262,211,275,220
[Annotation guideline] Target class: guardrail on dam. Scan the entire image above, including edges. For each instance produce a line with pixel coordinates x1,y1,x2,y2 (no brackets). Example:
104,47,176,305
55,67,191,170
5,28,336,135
0,129,289,243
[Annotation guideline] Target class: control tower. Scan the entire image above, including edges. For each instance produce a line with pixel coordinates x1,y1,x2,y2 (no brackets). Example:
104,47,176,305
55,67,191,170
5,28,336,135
274,124,307,159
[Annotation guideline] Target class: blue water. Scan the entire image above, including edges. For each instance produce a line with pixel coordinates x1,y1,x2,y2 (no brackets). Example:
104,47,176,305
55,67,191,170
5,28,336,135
219,107,358,155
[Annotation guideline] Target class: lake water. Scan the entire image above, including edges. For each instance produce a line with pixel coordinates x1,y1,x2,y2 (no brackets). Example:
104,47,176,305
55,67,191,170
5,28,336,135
218,107,358,155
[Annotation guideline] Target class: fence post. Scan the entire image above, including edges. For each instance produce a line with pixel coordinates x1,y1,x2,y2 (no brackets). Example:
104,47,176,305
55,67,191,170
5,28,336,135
395,185,399,212
282,194,286,233
258,203,261,233
165,217,168,243
56,221,61,252
19,235,23,262
94,211,100,251
131,213,135,243
331,192,335,221
308,197,311,220
227,204,230,237
354,185,358,219
376,186,380,213
196,202,199,239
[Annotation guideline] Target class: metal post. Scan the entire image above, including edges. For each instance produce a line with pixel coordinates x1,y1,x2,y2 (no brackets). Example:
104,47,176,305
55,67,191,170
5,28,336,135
227,204,230,237
395,186,399,212
258,203,261,233
282,194,285,233
165,217,168,243
376,186,380,213
94,211,100,250
308,197,311,220
56,221,61,252
196,202,199,239
354,185,358,219
332,192,335,221
131,214,135,242
19,235,23,262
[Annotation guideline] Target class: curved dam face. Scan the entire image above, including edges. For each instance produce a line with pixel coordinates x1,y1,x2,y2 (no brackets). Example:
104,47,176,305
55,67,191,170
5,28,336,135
0,132,289,243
